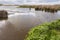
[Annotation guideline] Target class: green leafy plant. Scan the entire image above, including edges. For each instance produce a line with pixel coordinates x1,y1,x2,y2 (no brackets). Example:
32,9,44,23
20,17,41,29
25,20,60,40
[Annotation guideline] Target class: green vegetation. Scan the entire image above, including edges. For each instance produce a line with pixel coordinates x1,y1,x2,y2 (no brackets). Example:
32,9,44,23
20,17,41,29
25,19,60,40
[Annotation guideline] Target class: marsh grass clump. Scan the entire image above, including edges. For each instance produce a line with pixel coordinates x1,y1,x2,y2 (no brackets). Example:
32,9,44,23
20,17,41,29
25,19,60,40
0,10,8,20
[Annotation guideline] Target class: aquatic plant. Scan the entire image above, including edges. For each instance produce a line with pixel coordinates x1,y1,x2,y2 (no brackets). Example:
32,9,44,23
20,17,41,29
25,19,60,40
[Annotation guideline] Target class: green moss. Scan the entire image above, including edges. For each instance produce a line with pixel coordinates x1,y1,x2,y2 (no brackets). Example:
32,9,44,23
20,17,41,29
25,19,60,40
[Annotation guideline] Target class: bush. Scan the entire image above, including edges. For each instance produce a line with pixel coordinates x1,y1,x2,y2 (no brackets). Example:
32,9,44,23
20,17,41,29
25,20,60,40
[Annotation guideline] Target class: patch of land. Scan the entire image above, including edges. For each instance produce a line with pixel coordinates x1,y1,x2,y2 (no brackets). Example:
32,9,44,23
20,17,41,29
18,4,60,10
17,4,60,13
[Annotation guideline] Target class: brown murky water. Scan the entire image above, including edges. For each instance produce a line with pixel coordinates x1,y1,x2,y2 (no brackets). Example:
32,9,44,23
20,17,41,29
0,11,60,40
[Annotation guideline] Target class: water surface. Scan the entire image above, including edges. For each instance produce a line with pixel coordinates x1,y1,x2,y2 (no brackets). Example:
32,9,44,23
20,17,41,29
0,6,60,40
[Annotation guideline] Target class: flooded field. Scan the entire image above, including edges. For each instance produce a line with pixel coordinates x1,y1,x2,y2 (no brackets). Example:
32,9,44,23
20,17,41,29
0,6,60,40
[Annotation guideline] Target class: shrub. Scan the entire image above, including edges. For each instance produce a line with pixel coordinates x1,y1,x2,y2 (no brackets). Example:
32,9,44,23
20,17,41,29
25,20,60,40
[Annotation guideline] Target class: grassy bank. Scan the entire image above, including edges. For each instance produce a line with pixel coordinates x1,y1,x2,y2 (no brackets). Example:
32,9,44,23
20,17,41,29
18,5,60,11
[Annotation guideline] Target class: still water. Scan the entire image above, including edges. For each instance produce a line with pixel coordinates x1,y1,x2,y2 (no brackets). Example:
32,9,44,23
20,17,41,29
0,6,60,40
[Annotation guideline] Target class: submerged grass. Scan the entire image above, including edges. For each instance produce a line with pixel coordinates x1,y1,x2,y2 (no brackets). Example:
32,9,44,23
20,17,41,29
25,19,60,40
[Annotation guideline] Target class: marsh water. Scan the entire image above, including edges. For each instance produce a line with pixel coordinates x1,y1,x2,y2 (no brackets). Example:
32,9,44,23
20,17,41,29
0,6,60,40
